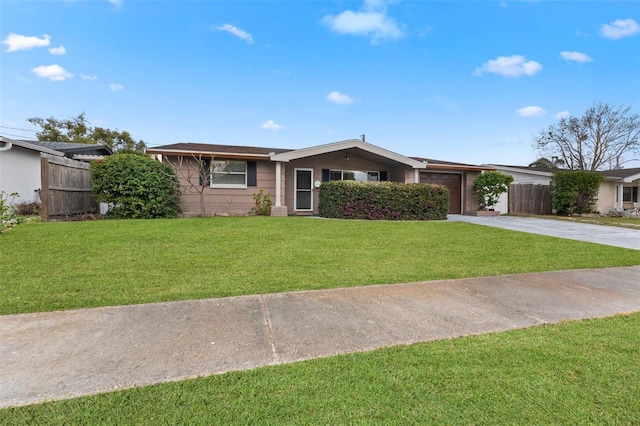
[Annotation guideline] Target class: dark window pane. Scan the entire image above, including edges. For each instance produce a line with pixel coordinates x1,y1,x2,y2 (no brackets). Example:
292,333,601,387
296,171,311,189
297,191,311,209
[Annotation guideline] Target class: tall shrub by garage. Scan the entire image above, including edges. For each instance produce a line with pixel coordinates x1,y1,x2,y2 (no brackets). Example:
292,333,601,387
319,181,449,220
90,154,181,219
550,170,604,215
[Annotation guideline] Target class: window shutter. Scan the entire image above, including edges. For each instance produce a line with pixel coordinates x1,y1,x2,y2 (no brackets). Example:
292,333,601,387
247,161,257,186
200,159,211,186
322,169,330,182
380,171,388,181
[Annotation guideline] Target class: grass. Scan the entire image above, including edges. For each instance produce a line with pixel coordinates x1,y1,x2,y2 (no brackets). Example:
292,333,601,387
1,217,639,315
1,313,638,424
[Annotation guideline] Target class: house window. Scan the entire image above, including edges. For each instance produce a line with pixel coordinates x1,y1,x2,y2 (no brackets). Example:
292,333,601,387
623,187,638,202
330,170,380,182
211,160,247,188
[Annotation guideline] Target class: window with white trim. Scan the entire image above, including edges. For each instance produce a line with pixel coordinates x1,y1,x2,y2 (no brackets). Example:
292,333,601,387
211,160,247,188
330,170,379,182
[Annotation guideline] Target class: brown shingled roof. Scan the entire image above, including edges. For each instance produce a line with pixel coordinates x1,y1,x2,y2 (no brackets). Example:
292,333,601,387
147,143,292,156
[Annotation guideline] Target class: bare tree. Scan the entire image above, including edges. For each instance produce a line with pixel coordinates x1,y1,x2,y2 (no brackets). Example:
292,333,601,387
534,102,640,170
163,153,228,217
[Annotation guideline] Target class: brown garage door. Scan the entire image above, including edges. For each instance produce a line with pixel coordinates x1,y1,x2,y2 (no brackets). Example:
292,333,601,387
420,172,462,214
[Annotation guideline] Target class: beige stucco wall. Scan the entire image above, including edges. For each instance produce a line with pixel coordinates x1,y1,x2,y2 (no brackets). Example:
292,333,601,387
596,180,617,213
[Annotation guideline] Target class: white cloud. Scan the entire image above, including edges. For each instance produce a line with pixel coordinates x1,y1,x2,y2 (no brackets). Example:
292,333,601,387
560,51,592,63
260,120,283,131
109,83,124,91
80,74,98,80
474,55,542,77
516,106,547,117
322,0,403,43
215,24,254,44
2,33,50,52
326,91,354,105
600,18,640,39
49,46,66,55
32,64,73,81
108,0,123,7
555,110,570,120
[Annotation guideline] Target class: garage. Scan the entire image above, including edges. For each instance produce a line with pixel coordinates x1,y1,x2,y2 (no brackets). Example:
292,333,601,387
420,172,462,214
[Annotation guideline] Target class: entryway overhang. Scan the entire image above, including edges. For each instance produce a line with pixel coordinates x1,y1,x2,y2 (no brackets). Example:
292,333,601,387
269,139,427,169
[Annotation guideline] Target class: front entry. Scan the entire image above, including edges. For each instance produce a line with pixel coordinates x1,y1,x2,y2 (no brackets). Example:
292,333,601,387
295,169,313,211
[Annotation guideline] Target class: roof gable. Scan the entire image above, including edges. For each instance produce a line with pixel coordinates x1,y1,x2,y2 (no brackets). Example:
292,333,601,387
270,139,427,169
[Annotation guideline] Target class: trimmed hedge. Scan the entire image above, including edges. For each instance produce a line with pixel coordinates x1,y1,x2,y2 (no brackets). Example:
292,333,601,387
319,181,449,220
90,154,181,219
550,170,604,215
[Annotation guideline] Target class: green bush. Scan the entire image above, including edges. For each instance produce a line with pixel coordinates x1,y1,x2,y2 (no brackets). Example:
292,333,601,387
249,190,272,216
90,154,181,219
550,171,604,215
319,181,449,220
471,171,513,210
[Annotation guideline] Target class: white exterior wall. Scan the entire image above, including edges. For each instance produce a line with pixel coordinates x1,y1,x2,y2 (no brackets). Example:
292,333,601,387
0,146,42,204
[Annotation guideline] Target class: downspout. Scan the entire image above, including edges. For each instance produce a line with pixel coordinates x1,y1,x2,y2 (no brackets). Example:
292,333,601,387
0,141,12,152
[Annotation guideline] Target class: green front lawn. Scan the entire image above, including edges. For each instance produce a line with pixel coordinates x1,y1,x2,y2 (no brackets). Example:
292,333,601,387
2,313,638,424
1,217,639,315
0,217,640,314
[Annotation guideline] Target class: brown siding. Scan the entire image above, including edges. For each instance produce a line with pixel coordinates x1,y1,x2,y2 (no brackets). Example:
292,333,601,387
464,171,481,213
167,155,277,216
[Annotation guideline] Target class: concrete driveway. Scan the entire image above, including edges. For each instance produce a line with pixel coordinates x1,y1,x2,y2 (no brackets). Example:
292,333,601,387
448,215,640,251
2,265,639,408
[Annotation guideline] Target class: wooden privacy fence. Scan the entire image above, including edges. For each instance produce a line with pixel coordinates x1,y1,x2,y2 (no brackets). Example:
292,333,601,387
508,184,552,215
40,154,97,221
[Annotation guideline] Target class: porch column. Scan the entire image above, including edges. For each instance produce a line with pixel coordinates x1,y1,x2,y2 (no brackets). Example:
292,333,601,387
275,161,282,207
271,161,288,216
616,183,624,211
414,169,419,183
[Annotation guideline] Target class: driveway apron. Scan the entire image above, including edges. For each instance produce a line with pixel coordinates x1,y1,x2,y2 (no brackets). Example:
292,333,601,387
447,214,640,251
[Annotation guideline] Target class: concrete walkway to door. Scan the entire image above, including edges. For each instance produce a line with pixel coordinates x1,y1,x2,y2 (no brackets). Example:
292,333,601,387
448,215,640,251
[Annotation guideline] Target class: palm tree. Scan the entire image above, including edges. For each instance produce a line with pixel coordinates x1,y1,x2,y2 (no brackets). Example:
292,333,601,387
528,156,565,169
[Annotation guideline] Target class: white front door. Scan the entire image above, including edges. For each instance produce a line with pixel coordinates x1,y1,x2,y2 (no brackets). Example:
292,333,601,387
295,169,313,211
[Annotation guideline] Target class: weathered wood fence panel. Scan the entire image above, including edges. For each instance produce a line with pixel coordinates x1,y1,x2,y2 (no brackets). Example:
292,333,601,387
509,184,552,215
40,154,96,221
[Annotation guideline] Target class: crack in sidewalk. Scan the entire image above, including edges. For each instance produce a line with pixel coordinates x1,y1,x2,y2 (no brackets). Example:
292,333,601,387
259,295,279,364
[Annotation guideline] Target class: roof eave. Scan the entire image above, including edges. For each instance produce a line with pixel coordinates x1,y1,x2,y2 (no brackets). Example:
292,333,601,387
146,148,271,160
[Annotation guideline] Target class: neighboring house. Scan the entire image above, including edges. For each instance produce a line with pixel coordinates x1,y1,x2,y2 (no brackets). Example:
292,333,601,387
25,140,113,161
0,137,65,203
0,136,112,204
147,139,492,217
488,164,640,214
486,164,556,214
599,168,640,212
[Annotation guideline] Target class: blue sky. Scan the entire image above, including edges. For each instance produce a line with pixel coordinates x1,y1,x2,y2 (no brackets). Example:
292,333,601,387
2,0,639,167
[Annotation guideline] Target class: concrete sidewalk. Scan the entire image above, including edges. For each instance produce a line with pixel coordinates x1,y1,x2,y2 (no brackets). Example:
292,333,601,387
2,265,639,408
447,215,640,251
